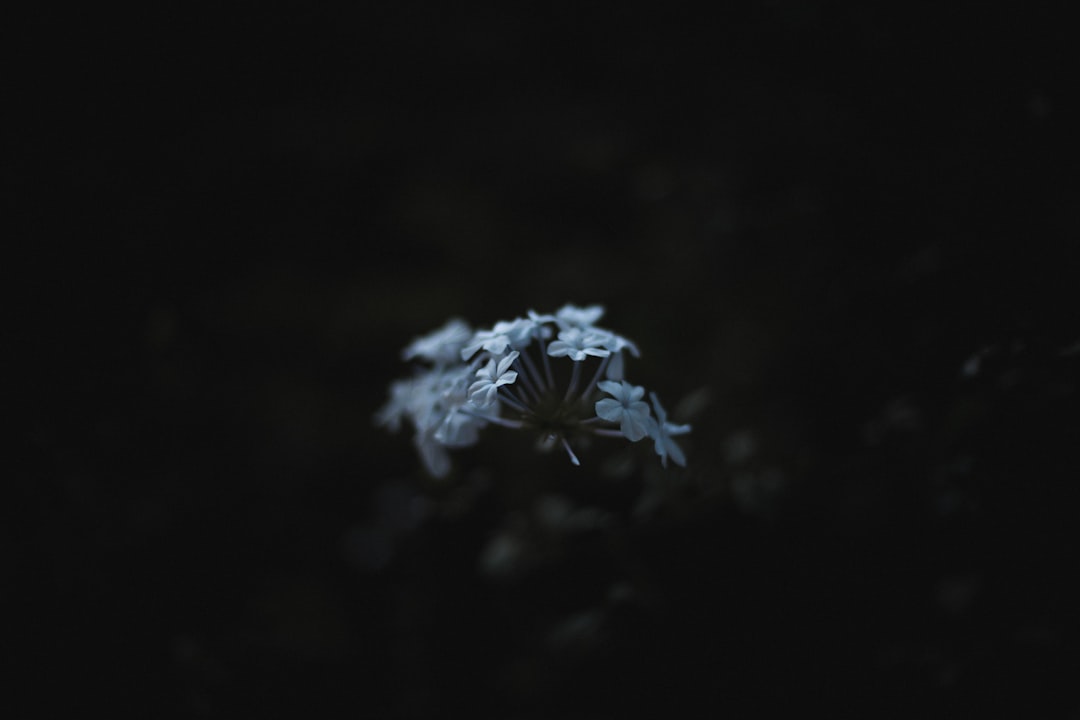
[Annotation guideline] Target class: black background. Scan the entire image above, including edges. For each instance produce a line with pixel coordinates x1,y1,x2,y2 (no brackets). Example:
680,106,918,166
14,4,1079,718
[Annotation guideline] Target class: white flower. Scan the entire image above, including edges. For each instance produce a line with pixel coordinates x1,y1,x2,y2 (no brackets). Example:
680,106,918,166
547,305,640,369
555,304,605,329
461,317,552,360
595,380,652,441
468,351,520,408
402,318,472,365
527,309,557,325
601,331,640,358
379,304,689,474
376,363,485,478
460,329,512,361
547,327,612,362
494,318,549,347
647,392,690,467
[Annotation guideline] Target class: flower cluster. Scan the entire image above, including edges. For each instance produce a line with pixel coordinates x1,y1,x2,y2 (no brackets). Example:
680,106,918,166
377,305,690,477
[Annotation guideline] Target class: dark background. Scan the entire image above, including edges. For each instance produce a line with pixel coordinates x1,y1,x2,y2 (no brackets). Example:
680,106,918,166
15,4,1079,718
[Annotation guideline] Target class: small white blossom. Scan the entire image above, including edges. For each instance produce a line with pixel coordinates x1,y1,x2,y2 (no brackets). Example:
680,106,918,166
527,309,557,325
468,351,520,408
601,331,641,358
595,380,652,441
461,317,551,361
375,362,482,478
494,318,549,348
647,392,690,467
402,318,472,365
555,304,605,329
460,328,513,361
547,327,612,362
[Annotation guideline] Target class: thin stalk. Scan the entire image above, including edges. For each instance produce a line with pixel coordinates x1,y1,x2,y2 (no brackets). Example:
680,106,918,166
560,436,581,466
589,428,625,438
579,354,612,403
519,347,546,393
496,389,532,414
539,337,555,388
510,384,533,408
512,357,541,403
563,360,582,403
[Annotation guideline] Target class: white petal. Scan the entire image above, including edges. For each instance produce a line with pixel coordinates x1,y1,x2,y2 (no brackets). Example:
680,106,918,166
595,398,624,422
621,413,650,442
666,422,692,436
605,353,625,380
547,341,571,357
476,358,497,380
483,336,512,355
667,437,687,467
597,380,621,396
496,351,519,376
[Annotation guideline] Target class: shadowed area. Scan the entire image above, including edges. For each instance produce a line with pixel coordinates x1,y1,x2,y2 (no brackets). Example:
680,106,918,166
14,4,1078,718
